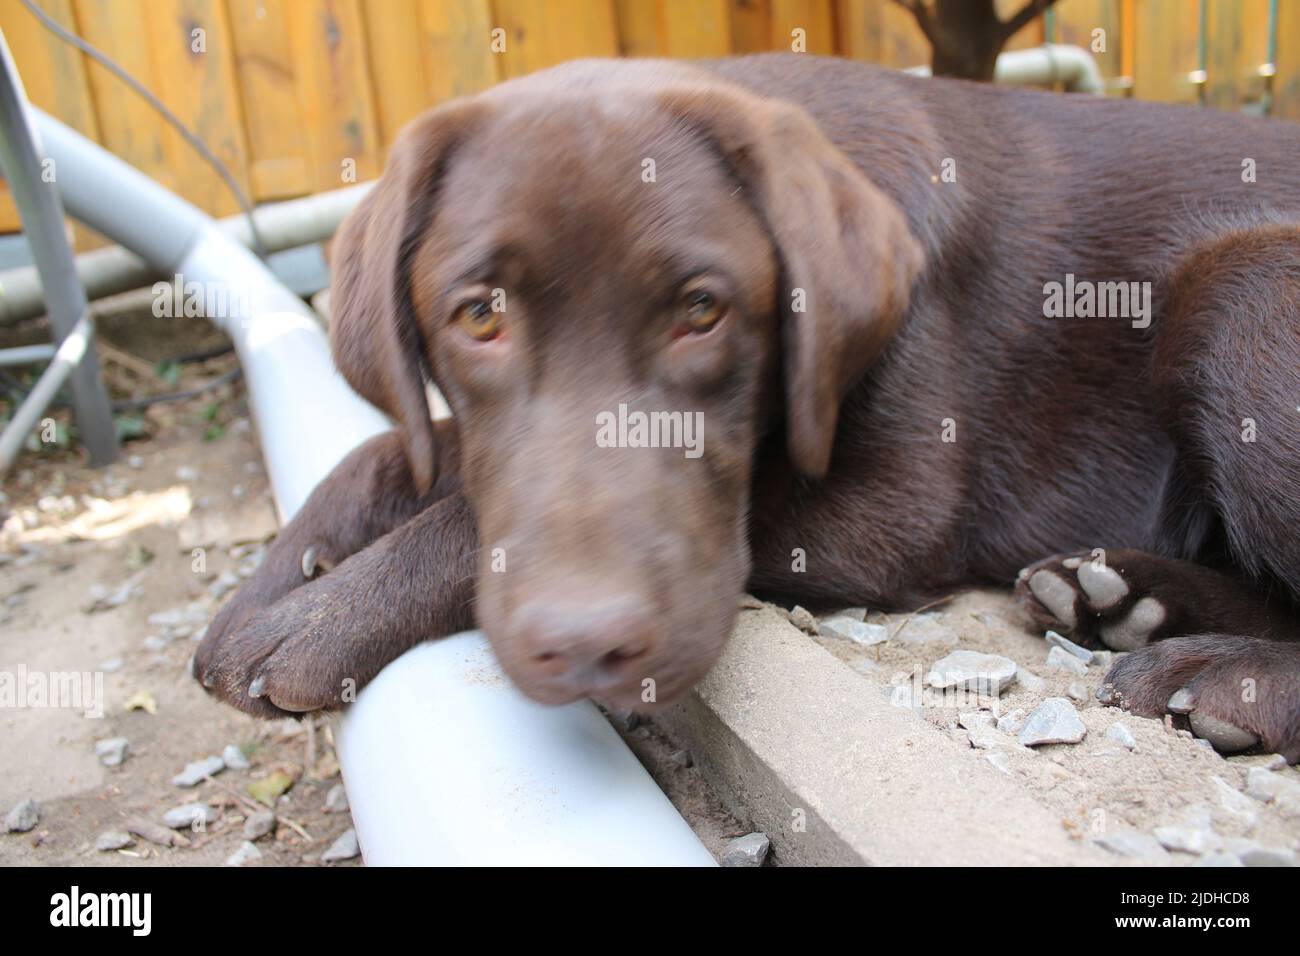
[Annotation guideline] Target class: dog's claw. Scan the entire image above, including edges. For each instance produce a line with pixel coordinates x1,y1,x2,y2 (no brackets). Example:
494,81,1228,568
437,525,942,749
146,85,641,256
1167,686,1195,714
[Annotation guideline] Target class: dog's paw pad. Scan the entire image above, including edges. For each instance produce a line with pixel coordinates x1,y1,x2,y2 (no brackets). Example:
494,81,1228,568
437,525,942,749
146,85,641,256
1027,569,1078,628
1098,595,1167,650
1016,551,1173,649
1076,561,1129,609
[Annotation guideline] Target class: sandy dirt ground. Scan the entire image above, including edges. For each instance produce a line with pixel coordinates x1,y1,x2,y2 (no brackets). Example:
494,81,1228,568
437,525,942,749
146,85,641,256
775,593,1300,864
0,339,740,866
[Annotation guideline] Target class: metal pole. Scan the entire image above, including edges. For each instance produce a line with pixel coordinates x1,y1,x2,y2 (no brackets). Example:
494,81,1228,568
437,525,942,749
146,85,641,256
0,314,90,470
0,29,116,465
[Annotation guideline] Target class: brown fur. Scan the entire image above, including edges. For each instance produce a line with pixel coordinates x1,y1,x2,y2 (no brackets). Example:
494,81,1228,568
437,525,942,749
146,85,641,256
195,55,1300,759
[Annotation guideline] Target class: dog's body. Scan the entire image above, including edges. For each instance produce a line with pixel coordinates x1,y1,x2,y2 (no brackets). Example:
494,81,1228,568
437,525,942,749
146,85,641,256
196,55,1300,761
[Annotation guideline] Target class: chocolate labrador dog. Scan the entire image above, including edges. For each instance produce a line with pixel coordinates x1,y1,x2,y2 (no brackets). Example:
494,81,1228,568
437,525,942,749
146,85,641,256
195,55,1300,761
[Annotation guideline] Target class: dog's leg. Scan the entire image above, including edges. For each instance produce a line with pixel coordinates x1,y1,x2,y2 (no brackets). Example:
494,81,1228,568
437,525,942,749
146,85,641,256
196,424,475,716
1026,225,1300,760
195,490,477,716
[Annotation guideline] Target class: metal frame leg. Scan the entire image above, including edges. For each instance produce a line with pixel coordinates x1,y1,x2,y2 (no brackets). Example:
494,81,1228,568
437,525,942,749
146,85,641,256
0,28,116,468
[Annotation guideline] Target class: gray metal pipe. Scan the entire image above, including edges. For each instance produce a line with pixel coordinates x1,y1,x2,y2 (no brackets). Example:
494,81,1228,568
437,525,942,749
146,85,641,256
907,43,1105,94
0,32,116,466
0,313,89,469
0,180,372,326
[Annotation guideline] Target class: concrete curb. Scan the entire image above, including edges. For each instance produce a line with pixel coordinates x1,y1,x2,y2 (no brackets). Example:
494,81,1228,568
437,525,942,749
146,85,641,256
658,607,1112,866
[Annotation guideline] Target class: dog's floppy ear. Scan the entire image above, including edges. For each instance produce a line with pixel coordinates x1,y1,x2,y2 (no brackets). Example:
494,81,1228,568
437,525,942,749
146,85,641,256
329,102,483,493
660,85,924,477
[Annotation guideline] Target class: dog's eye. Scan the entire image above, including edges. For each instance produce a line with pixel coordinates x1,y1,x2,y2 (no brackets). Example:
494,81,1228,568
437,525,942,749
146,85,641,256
454,300,501,341
681,288,725,333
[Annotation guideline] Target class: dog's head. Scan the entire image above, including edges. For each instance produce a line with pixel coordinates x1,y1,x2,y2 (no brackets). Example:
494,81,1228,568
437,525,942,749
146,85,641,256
330,60,922,709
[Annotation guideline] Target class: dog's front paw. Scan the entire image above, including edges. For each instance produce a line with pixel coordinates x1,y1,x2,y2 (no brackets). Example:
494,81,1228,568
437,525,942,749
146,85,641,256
195,571,359,718
1015,549,1183,650
1097,634,1300,762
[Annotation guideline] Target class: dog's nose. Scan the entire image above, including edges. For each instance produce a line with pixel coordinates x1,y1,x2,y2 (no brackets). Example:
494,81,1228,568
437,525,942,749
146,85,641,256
510,596,659,699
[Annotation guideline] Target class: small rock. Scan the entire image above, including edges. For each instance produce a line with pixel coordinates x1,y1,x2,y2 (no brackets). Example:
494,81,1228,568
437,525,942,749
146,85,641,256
1243,768,1300,819
1105,722,1137,751
222,744,250,771
1046,645,1090,675
785,606,818,634
1211,776,1258,826
163,802,218,829
94,737,130,767
322,828,360,863
1194,853,1244,867
243,810,276,841
99,657,124,673
1067,681,1088,702
670,748,693,769
925,650,1017,696
607,710,639,733
1154,824,1221,855
957,712,1005,750
127,818,177,847
95,830,134,851
324,784,349,814
996,708,1025,734
818,615,888,647
1258,754,1287,771
4,799,39,833
172,755,225,787
225,841,263,866
1045,630,1093,663
1019,698,1087,747
1017,668,1047,693
1228,841,1296,867
985,751,1013,775
1093,828,1168,859
721,832,770,867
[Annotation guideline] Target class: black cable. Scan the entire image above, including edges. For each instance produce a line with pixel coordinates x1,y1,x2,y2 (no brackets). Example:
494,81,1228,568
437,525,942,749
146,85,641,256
19,0,269,258
111,366,242,412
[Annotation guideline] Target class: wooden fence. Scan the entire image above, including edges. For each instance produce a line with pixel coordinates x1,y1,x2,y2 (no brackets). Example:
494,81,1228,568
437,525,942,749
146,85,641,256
1,0,1297,241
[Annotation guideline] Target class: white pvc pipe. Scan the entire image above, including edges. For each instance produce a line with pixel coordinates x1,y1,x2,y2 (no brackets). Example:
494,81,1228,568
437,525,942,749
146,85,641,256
34,109,716,867
907,44,1105,94
337,635,716,866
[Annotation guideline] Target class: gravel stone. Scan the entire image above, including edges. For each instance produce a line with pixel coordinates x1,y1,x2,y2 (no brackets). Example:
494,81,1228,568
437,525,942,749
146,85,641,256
95,830,134,851
925,650,1017,695
1019,698,1087,747
94,737,130,767
172,755,225,787
1105,722,1137,751
163,803,218,829
4,799,39,833
721,832,770,867
322,828,360,863
221,744,250,770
